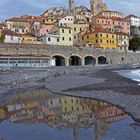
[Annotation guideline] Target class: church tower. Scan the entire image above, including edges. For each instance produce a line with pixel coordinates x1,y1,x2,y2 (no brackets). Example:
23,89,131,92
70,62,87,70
69,0,75,10
90,0,108,16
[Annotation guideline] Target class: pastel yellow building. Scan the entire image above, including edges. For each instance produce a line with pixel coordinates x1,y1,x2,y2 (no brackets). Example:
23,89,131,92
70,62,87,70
59,26,73,46
0,108,5,119
68,23,89,45
6,18,30,33
82,30,118,49
44,17,57,25
21,34,42,44
61,96,90,115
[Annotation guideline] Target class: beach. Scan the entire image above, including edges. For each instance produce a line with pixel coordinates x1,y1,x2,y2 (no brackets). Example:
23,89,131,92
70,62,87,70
0,64,140,122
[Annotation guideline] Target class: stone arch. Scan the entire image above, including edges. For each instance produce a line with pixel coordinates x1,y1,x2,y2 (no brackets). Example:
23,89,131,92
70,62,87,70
98,56,108,64
69,54,82,66
52,54,66,66
84,55,96,65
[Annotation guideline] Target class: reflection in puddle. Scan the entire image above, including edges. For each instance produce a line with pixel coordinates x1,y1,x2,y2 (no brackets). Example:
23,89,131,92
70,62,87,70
0,89,139,140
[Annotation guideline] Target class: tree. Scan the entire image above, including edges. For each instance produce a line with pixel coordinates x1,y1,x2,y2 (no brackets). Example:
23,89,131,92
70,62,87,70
129,36,140,51
0,35,4,43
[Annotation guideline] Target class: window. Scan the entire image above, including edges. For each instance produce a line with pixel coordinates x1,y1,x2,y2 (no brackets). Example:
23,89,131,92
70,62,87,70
22,29,24,33
100,34,102,37
110,40,111,43
62,37,65,41
87,36,89,39
107,40,108,43
80,28,82,31
95,34,98,37
62,29,64,33
112,35,114,38
106,34,108,37
69,30,71,34
69,37,71,41
57,38,59,42
48,37,51,41
100,39,102,43
74,27,76,31
11,36,13,40
96,40,98,43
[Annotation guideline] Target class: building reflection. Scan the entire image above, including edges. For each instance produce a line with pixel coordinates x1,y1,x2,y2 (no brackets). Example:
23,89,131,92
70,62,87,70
0,89,127,140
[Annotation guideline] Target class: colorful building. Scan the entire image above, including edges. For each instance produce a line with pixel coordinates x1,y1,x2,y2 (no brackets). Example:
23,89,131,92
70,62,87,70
92,16,130,35
98,11,124,18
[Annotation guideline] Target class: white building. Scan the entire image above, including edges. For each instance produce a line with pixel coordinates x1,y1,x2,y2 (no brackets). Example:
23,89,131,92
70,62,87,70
3,30,21,43
59,16,74,26
39,34,60,45
126,14,140,27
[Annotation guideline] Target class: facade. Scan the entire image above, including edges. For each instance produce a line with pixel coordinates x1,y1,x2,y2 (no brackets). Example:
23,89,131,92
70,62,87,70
39,26,73,46
3,30,22,43
6,17,30,33
59,26,73,46
40,34,60,45
125,14,140,27
90,0,108,16
0,55,56,67
92,16,130,35
59,16,74,26
82,30,118,49
68,23,89,45
98,11,124,18
37,25,54,37
117,33,129,50
21,34,42,44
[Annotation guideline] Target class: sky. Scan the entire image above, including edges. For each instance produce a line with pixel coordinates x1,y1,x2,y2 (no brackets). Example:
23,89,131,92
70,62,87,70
0,0,140,22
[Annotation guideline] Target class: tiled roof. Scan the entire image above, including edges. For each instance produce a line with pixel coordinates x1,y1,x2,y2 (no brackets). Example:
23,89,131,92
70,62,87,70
2,30,21,36
125,14,140,18
0,23,7,27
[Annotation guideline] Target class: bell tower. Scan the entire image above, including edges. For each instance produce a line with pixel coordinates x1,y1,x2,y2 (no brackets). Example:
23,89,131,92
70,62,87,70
69,0,75,10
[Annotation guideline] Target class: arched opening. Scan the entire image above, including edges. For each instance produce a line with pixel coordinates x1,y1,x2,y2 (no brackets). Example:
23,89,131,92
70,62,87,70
69,55,81,66
53,55,66,66
85,56,96,65
98,56,108,64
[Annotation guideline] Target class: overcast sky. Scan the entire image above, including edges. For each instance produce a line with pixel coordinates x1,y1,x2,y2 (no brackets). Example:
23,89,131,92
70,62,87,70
0,0,139,22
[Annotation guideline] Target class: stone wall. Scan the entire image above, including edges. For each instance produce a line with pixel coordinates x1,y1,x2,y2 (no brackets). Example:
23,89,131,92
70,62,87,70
0,43,140,65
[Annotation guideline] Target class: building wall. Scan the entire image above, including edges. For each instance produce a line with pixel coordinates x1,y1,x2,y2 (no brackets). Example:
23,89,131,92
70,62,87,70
59,16,74,26
82,32,117,49
93,17,130,35
37,25,54,37
4,35,21,43
98,11,124,18
59,28,73,46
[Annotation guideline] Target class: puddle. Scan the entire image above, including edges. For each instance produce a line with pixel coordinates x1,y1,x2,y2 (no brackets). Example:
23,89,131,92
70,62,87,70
0,89,140,140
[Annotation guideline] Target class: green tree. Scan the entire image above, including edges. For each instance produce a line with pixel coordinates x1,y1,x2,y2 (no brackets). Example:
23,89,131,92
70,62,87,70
0,35,4,43
129,37,140,51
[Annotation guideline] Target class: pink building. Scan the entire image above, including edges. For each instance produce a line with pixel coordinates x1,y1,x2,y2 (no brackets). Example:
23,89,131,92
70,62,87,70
37,25,54,37
92,16,130,35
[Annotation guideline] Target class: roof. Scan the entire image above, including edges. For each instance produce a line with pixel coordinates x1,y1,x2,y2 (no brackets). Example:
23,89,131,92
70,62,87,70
95,16,128,22
82,28,129,36
98,10,124,15
0,23,7,27
2,30,21,37
20,34,37,38
6,17,29,22
125,14,140,19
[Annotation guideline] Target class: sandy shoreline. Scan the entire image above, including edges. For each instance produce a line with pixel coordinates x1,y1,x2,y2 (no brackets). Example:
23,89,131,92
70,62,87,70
0,64,140,122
